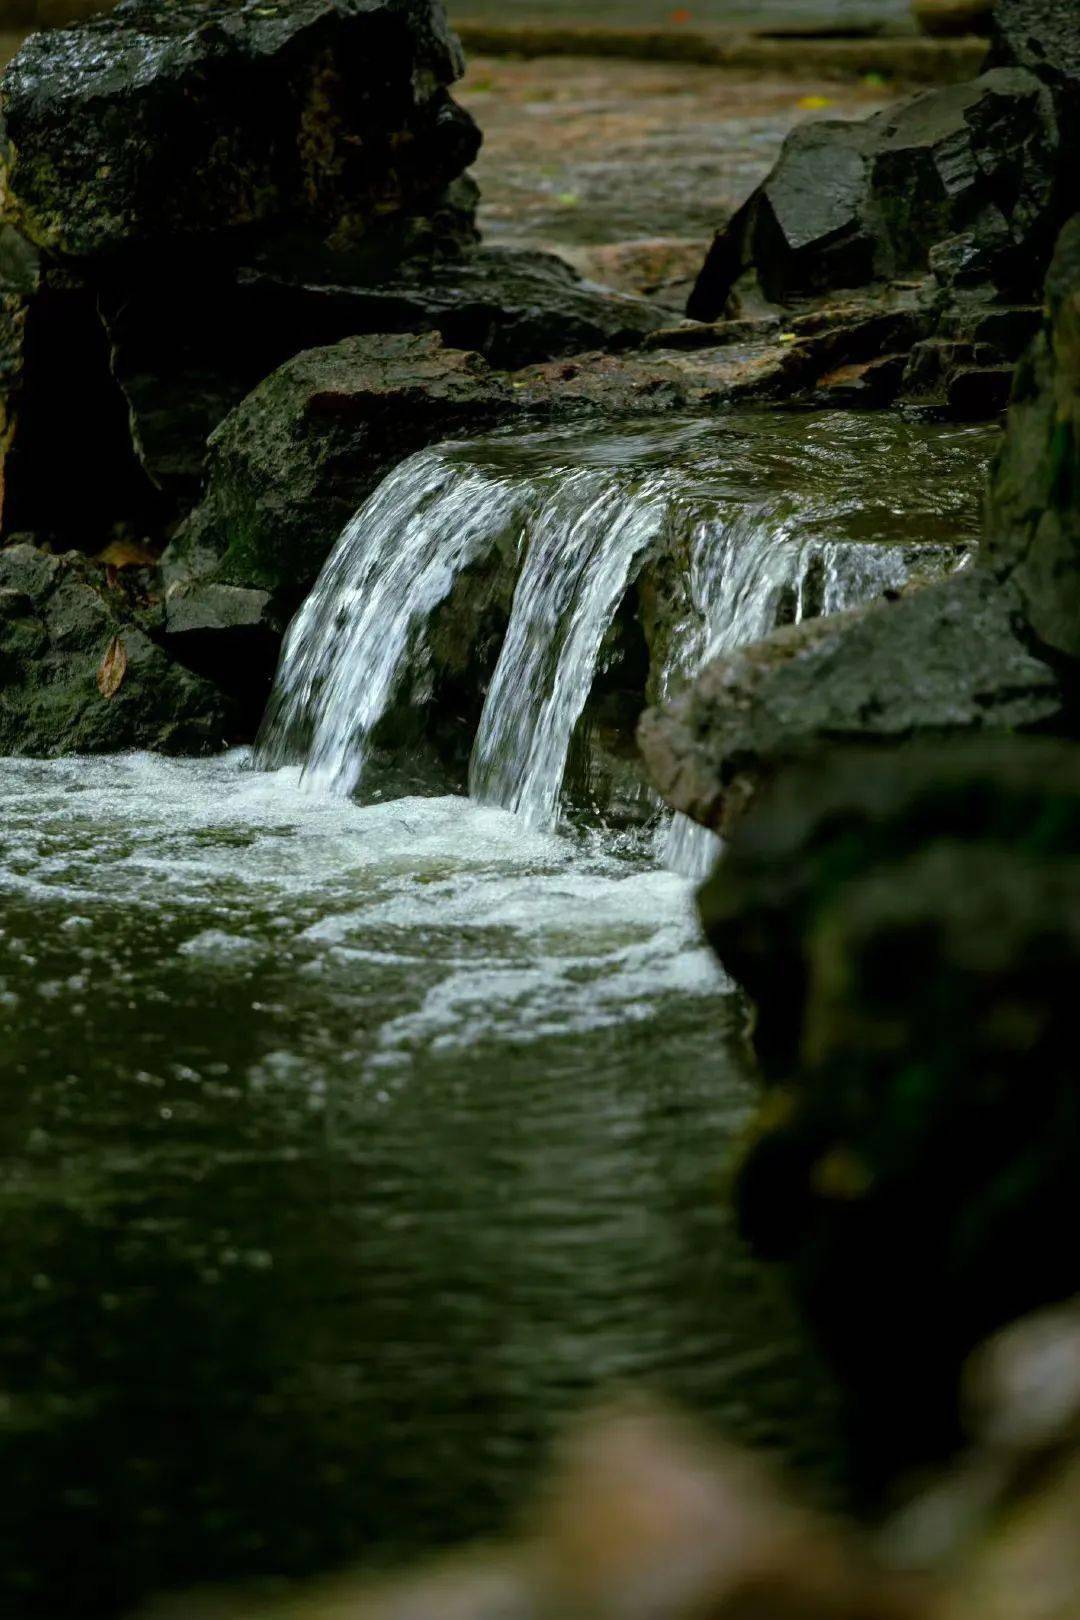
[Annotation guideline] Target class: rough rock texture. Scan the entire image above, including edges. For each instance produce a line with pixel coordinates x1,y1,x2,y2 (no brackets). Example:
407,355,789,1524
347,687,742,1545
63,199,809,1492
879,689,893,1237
984,215,1080,660
0,0,479,262
689,68,1061,318
238,246,666,372
686,0,1080,417
0,0,483,539
0,543,226,754
988,0,1080,103
163,322,910,732
638,570,1064,836
699,739,1080,1477
641,210,1080,833
162,333,521,626
0,2,676,538
162,320,861,624
102,245,664,495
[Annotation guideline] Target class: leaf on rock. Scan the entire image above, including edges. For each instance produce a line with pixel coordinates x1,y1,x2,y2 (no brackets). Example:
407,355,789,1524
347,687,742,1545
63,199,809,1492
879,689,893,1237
97,636,128,700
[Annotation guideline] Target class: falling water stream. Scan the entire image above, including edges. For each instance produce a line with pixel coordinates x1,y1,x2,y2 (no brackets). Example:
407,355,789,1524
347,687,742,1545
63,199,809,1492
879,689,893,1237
258,413,982,845
0,412,994,1617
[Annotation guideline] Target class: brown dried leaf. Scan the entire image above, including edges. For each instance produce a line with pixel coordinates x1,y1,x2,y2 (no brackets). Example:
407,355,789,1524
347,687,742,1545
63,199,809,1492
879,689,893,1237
97,635,128,700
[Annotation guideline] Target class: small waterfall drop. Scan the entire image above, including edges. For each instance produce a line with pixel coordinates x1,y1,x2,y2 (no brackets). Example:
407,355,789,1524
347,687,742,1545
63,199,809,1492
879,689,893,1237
257,415,988,850
657,512,924,877
257,451,528,796
468,473,670,827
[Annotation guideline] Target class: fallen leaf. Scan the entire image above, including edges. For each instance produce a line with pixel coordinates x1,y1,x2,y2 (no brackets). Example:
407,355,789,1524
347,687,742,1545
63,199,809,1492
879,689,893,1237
556,191,581,208
97,636,128,700
797,94,834,111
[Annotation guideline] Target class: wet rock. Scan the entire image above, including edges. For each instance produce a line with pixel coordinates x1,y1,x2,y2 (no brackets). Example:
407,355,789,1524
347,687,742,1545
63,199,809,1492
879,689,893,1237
0,543,226,754
685,25,1074,418
0,0,479,263
988,0,1080,102
984,215,1080,661
638,569,1063,838
163,333,521,624
0,0,482,532
234,245,666,373
689,68,1060,321
556,238,708,312
698,738,1080,1476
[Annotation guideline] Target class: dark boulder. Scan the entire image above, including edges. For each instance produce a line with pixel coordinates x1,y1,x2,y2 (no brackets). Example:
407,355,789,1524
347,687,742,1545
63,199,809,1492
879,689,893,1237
0,543,226,754
638,569,1064,837
686,18,1076,418
0,0,479,263
689,116,881,314
988,0,1080,103
236,246,667,373
698,738,1080,1479
689,68,1060,322
0,0,483,540
984,215,1080,663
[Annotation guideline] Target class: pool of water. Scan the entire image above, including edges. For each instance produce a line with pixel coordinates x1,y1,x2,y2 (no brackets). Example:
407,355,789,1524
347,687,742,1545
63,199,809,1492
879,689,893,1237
0,753,843,1618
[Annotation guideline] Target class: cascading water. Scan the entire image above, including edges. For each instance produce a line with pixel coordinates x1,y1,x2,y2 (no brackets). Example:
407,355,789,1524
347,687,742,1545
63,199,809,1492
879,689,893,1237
467,475,670,826
256,451,528,797
257,414,989,851
657,511,941,877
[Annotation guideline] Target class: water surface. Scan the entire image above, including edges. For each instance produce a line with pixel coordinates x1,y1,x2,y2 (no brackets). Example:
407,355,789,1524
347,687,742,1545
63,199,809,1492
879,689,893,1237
1,754,836,1617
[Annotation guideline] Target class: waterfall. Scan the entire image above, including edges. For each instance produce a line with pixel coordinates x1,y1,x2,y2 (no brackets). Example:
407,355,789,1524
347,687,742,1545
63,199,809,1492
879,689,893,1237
257,434,682,815
658,512,921,877
256,417,976,849
468,473,669,827
257,451,529,796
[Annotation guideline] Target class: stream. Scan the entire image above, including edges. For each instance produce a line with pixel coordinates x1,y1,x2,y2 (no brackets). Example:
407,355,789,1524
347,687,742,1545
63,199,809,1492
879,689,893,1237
0,410,994,1616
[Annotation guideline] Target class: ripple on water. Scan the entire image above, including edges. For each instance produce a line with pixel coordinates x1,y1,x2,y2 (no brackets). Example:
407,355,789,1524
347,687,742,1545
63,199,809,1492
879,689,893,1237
0,753,836,1615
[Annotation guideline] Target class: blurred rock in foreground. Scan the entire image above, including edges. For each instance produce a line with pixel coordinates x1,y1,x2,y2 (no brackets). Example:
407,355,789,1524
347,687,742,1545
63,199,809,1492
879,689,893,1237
699,738,1080,1476
141,1327,1080,1620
